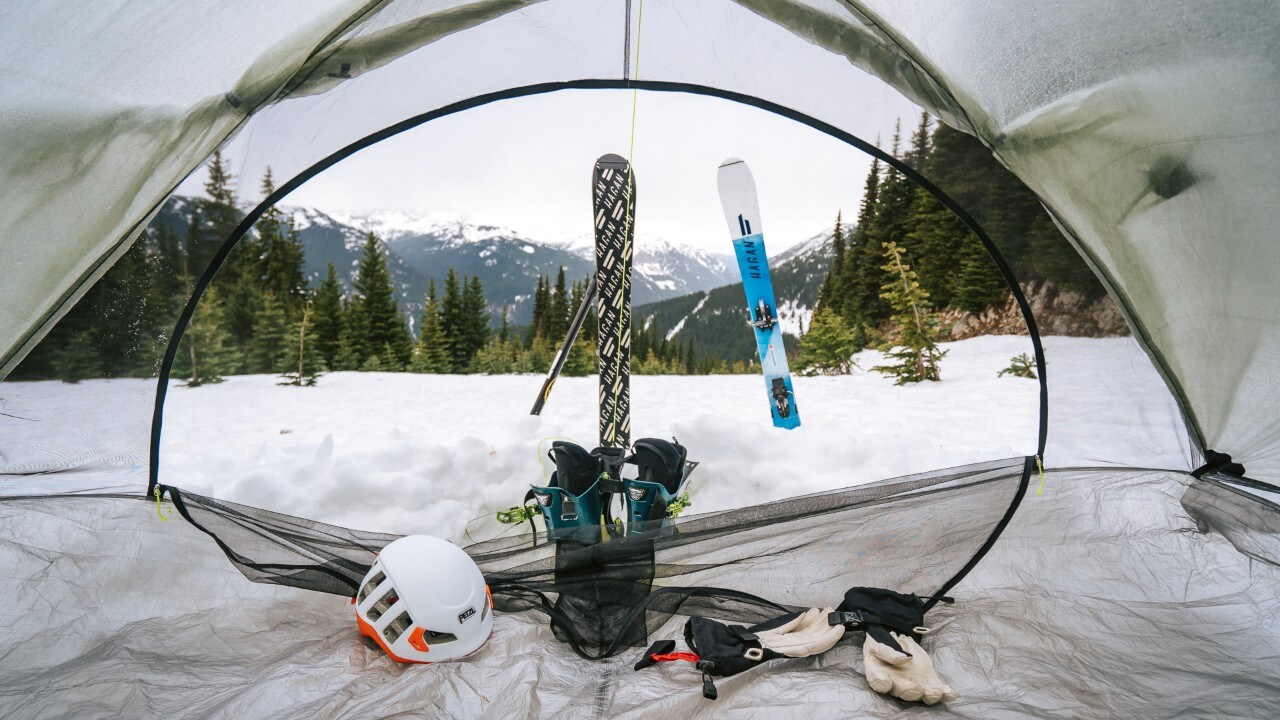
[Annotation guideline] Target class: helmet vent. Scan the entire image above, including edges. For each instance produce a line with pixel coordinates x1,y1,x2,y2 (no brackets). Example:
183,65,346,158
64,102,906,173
424,629,457,644
368,586,399,622
357,570,385,605
383,611,412,645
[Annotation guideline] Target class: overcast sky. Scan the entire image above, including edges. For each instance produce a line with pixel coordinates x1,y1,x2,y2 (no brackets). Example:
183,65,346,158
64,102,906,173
187,87,921,254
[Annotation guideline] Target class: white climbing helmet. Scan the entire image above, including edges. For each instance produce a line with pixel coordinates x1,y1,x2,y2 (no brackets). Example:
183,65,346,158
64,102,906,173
355,535,493,663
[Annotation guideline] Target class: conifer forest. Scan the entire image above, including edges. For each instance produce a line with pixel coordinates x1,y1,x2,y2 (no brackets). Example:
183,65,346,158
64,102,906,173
15,113,1100,385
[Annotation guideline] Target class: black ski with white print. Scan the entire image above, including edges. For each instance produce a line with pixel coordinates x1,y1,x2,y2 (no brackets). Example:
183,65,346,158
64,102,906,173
593,154,636,449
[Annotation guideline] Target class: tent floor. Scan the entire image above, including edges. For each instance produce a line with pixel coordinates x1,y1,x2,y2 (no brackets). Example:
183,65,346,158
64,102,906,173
2,467,1276,719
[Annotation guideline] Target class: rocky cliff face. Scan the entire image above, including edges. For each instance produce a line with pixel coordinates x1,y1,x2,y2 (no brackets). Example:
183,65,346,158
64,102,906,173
944,281,1130,339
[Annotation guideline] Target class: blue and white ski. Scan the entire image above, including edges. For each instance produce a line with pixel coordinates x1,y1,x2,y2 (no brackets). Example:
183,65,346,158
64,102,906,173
717,158,800,430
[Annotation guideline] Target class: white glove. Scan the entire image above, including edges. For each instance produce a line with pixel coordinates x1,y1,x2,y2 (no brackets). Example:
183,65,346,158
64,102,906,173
753,607,845,658
863,631,957,705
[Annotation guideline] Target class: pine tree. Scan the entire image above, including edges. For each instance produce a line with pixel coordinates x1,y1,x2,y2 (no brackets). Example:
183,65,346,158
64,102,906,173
498,304,510,343
527,274,547,345
410,278,451,373
563,337,595,377
279,302,322,386
352,232,410,369
253,169,307,312
209,163,273,362
204,150,239,232
339,296,370,370
441,269,466,370
515,335,552,374
176,283,232,386
1024,210,1097,292
797,306,857,375
840,155,883,331
907,111,932,169
684,336,698,374
263,216,307,311
188,149,241,276
547,267,568,343
817,212,847,315
633,313,651,365
856,156,882,231
905,188,969,308
873,241,946,384
471,337,516,374
954,237,1008,313
461,275,491,370
635,351,670,375
998,353,1037,379
310,263,344,370
152,221,188,319
249,292,289,374
221,278,262,366
88,236,154,376
860,120,921,323
55,330,102,383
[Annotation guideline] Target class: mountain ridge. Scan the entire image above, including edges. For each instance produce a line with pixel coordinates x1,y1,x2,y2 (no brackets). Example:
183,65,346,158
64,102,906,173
156,197,741,329
635,226,837,364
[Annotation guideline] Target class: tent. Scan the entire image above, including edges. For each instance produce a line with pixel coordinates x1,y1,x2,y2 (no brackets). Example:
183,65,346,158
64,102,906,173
2,1,1277,717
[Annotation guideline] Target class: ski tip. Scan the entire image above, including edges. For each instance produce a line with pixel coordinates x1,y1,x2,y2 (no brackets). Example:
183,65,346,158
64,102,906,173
718,157,745,170
597,153,629,169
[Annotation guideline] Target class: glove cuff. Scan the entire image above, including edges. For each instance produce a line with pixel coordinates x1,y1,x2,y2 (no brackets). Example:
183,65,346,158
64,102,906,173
832,586,941,655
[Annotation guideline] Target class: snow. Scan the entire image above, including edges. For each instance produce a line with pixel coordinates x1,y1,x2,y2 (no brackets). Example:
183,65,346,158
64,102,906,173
776,226,835,264
558,234,731,273
315,207,540,249
778,298,811,337
287,207,369,251
1,336,1187,537
133,336,1187,540
667,294,710,340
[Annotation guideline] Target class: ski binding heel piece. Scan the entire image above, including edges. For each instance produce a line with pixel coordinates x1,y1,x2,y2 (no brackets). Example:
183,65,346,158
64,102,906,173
749,299,776,330
770,378,792,419
532,441,605,538
530,481,604,538
624,478,680,526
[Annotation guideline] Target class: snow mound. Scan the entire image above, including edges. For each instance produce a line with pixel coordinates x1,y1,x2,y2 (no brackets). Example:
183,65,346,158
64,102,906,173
145,336,1189,540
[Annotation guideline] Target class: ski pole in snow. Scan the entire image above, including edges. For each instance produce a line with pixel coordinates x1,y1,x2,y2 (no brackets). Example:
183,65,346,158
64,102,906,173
530,276,597,416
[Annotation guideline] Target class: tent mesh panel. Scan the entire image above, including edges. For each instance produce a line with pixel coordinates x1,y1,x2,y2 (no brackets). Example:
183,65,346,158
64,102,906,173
163,456,1029,658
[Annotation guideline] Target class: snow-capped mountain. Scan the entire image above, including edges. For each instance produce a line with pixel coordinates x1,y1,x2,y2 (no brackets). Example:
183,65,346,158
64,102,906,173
158,199,738,329
632,237,733,296
286,206,736,324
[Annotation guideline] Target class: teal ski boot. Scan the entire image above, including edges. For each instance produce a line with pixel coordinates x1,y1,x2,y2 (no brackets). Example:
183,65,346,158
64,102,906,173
624,438,690,532
531,441,605,540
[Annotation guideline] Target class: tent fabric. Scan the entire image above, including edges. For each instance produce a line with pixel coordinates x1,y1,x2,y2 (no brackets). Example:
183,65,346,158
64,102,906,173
1,2,1278,717
3,466,1276,718
2,0,1277,479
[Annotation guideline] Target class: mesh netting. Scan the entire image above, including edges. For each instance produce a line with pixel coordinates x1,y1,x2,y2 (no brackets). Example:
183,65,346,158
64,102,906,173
164,456,1028,658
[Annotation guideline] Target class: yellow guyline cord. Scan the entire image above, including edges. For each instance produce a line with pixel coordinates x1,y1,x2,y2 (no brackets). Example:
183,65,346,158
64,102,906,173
606,0,644,446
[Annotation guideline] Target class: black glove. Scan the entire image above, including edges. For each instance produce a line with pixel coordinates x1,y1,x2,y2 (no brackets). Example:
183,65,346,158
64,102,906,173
635,609,844,699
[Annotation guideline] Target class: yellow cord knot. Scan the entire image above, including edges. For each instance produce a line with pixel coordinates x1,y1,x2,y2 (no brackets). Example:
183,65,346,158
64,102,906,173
154,485,170,522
